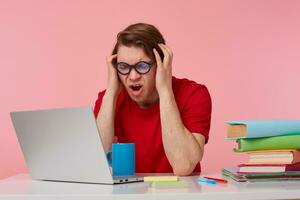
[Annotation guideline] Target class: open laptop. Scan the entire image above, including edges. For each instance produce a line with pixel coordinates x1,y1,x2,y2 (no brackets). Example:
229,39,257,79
10,106,143,184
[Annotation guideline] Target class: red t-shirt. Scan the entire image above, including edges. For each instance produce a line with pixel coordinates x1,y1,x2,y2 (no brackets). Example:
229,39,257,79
94,76,212,173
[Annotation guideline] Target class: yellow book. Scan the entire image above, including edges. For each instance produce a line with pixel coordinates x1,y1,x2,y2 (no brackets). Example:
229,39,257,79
144,176,179,182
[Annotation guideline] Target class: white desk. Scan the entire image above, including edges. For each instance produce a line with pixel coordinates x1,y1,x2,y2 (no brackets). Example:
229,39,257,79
1,173,300,200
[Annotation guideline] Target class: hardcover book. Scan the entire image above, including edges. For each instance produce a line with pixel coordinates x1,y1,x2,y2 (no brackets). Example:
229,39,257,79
222,166,300,182
234,135,300,152
226,120,300,139
246,149,300,164
238,162,300,173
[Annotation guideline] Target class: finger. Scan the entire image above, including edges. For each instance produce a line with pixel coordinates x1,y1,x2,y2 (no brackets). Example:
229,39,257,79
158,43,170,61
107,54,117,65
162,44,173,57
153,48,162,66
106,55,118,72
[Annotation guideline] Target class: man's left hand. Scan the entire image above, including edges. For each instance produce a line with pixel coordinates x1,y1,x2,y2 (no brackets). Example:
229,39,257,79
153,43,173,96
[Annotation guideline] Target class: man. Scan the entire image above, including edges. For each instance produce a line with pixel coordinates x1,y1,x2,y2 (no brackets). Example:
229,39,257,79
94,23,212,176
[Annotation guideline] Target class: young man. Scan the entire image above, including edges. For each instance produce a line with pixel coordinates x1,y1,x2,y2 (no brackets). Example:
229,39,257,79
94,23,212,176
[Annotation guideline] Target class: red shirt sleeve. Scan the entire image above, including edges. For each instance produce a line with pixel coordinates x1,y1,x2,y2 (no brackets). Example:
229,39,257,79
181,85,212,144
93,90,106,118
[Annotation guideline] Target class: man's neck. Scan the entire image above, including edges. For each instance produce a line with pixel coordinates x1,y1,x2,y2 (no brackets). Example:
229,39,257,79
136,91,159,109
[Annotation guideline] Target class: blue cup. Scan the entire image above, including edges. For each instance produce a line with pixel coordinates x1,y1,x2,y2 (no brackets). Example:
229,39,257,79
106,143,135,176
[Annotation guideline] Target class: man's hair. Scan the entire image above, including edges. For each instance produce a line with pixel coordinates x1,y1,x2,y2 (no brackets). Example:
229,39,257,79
112,23,165,63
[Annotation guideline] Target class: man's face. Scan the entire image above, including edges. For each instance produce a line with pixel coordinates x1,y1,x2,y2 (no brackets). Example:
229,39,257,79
117,45,158,108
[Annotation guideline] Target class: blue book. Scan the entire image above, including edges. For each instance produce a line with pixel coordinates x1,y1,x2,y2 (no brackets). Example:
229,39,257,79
226,120,300,140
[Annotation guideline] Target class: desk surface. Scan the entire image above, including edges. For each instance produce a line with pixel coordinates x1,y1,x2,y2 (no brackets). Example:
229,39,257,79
1,173,300,200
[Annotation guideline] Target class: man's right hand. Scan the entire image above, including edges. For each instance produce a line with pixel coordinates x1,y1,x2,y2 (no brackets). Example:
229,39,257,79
106,54,122,96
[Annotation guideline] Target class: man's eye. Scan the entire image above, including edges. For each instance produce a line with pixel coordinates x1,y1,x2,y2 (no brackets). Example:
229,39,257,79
136,63,150,69
118,63,129,70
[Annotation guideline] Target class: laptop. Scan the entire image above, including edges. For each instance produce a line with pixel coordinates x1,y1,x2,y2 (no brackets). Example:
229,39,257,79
10,106,143,184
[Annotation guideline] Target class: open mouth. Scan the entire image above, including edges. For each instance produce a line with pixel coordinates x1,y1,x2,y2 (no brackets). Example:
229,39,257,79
130,84,142,91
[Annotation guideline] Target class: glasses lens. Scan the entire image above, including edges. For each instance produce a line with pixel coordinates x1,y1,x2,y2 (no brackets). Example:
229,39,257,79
135,62,151,74
117,63,130,74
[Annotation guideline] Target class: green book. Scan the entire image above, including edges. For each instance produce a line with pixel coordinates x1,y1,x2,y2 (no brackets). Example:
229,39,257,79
234,134,300,152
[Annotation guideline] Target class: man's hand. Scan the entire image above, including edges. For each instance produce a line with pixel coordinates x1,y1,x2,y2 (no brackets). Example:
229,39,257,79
106,54,122,96
153,44,173,96
154,44,205,175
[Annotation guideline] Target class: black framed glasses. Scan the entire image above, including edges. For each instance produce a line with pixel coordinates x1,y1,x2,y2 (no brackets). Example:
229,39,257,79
115,61,153,75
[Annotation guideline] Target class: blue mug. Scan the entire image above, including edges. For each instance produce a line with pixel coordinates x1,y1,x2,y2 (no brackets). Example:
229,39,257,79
106,143,135,176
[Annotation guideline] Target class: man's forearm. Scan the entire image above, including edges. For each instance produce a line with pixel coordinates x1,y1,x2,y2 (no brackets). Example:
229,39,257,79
96,90,117,152
159,90,203,175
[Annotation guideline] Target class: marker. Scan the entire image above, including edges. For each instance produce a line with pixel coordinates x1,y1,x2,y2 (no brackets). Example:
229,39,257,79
204,176,228,183
198,177,216,184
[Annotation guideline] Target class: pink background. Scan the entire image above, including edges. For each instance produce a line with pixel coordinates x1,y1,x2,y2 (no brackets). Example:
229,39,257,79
1,0,300,179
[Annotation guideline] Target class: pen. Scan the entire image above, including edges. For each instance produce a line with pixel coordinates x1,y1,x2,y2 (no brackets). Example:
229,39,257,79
204,176,228,183
198,177,216,185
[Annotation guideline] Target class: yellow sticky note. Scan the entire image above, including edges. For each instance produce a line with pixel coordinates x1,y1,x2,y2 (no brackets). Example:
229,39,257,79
144,176,179,182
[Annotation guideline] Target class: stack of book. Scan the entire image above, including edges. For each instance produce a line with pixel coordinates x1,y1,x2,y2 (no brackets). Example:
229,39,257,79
223,120,300,182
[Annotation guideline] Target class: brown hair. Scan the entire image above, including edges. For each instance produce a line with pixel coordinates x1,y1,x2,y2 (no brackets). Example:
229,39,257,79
112,23,165,63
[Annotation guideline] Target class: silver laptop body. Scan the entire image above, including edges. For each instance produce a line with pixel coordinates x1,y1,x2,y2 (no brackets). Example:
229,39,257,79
10,106,143,184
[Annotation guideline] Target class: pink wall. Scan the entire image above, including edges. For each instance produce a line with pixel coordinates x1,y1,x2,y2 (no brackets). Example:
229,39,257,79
1,0,300,179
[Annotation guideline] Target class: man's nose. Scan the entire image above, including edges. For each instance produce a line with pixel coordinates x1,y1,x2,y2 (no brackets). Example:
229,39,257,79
128,68,141,81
